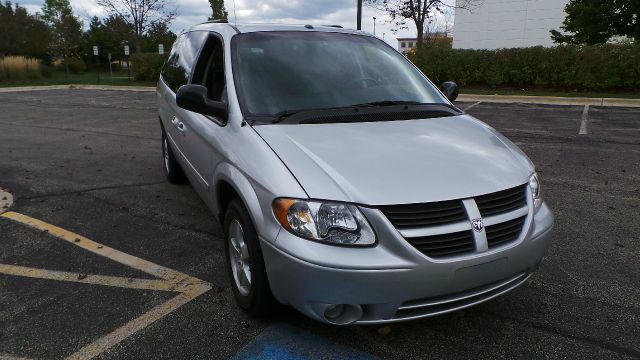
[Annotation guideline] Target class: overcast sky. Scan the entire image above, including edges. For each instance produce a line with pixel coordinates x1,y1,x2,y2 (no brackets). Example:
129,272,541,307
17,0,456,47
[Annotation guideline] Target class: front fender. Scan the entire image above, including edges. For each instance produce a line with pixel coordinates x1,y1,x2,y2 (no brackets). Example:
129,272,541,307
213,163,282,243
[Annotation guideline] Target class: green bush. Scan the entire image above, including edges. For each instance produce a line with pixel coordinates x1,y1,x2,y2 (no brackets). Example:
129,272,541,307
131,53,164,81
64,58,87,74
109,62,122,72
408,44,640,91
40,65,53,78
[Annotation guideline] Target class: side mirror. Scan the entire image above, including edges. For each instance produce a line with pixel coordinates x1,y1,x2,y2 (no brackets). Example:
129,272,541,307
176,84,228,119
441,81,459,102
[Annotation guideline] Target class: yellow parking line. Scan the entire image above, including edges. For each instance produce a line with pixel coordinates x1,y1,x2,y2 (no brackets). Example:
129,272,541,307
0,211,213,359
0,211,205,286
0,264,184,293
0,353,33,360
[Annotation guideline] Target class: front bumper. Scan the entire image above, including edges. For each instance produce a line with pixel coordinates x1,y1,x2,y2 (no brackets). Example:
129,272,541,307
261,202,554,324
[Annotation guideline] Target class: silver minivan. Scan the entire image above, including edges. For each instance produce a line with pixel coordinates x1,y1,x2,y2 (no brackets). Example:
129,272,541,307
157,22,554,325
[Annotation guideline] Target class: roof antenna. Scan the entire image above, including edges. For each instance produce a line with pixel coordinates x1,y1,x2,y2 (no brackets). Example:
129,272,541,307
233,0,237,26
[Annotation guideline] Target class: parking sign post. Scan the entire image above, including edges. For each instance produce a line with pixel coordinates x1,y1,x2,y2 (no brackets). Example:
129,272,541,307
108,52,112,77
357,0,362,30
124,45,131,82
93,46,100,84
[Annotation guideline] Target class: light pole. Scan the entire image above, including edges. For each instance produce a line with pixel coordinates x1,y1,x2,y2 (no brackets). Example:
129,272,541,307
357,0,363,30
373,17,377,36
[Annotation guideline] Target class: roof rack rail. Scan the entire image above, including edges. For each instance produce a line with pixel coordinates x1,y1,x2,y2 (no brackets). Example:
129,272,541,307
207,19,229,23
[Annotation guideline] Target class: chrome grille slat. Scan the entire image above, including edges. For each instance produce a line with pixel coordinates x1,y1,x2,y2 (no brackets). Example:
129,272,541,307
391,272,529,320
356,272,532,324
399,272,527,310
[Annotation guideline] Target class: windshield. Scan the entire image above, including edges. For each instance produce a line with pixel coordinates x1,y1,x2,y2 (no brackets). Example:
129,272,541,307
231,31,448,118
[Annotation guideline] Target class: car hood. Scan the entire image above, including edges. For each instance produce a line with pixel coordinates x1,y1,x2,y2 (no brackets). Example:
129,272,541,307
255,115,534,205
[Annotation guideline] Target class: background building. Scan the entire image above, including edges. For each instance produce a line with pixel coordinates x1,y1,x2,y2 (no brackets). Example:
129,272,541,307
397,38,418,53
397,33,452,53
453,0,569,49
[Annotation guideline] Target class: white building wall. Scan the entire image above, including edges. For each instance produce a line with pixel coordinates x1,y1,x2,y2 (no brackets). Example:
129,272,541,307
453,0,569,49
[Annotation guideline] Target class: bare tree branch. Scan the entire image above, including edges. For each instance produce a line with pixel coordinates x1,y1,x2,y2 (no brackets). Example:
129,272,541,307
97,0,176,54
366,0,483,49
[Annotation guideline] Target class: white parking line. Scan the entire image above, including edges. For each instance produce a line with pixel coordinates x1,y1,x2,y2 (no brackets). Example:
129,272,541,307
0,211,212,360
464,101,482,111
579,105,590,135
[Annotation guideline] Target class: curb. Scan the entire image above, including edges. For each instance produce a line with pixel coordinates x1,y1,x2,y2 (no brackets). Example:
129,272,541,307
0,84,155,93
1,85,639,107
0,188,13,214
458,94,640,108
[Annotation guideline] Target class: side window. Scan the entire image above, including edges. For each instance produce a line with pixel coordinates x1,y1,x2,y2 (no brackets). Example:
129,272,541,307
191,34,226,102
161,31,208,93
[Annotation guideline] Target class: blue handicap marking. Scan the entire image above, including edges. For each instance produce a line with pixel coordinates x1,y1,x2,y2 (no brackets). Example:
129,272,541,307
232,323,382,360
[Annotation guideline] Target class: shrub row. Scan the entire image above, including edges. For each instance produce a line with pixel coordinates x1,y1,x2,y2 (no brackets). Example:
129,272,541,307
0,56,42,81
408,43,640,91
131,53,164,82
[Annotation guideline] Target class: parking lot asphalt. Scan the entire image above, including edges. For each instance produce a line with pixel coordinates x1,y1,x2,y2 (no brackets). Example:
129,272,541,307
0,90,638,360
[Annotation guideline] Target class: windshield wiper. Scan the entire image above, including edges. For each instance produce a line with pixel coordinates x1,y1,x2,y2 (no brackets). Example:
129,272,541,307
350,100,425,107
272,110,303,124
269,102,461,124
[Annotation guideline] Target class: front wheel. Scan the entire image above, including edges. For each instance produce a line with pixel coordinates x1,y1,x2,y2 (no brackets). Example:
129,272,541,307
161,130,186,184
224,198,276,316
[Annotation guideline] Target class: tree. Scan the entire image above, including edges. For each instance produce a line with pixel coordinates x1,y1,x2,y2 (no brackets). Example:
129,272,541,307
366,0,480,50
42,0,83,73
0,1,52,58
97,0,177,54
551,0,640,45
208,0,228,21
103,14,135,53
143,21,177,52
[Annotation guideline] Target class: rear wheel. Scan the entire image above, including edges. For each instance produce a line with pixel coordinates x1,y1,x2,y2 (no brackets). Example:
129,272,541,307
224,198,276,316
161,130,186,184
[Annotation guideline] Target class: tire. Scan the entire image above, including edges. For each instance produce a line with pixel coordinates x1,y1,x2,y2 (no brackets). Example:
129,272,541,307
224,198,276,316
161,130,186,184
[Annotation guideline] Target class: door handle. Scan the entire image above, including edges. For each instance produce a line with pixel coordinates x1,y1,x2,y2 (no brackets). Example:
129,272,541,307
177,122,186,133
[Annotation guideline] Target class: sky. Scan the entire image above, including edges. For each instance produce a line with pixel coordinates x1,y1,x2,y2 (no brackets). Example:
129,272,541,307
17,0,454,48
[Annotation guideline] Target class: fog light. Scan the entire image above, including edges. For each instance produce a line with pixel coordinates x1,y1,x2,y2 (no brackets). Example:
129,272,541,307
324,304,345,320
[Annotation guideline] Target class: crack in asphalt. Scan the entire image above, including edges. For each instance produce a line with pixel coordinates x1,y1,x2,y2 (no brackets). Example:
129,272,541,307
0,121,157,140
2,98,155,111
503,132,640,146
19,181,167,200
481,310,640,358
82,190,224,241
13,181,223,241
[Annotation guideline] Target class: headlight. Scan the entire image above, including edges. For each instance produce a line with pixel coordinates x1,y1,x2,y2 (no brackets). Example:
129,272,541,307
530,173,542,210
273,199,376,246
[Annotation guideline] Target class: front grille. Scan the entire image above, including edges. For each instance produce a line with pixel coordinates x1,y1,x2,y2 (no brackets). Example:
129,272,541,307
475,185,527,217
406,230,475,258
381,184,529,259
486,216,527,248
379,200,467,230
